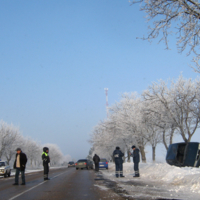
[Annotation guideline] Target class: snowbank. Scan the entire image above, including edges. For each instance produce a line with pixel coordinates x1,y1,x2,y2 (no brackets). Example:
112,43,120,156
138,163,200,193
101,162,200,199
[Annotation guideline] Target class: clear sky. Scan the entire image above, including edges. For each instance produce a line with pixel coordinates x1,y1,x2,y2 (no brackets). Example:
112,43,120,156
0,0,198,160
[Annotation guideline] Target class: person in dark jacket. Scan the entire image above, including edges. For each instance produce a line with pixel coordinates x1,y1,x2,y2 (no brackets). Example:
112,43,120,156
13,148,27,185
113,147,124,178
42,147,50,180
130,145,140,177
93,154,100,172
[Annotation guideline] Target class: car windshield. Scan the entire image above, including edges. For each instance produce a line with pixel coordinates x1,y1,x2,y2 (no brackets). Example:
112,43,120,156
100,159,107,162
0,162,5,167
77,160,87,162
69,162,74,164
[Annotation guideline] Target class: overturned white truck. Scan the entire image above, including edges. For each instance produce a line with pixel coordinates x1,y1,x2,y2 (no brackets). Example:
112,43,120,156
166,142,200,167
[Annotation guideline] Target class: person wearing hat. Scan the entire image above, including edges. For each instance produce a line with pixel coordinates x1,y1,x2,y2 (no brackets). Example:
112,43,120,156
42,147,50,180
113,146,124,178
13,148,27,185
130,145,140,177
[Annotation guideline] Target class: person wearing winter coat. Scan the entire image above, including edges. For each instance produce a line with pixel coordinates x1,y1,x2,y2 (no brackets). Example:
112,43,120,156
130,145,140,177
42,147,50,180
113,147,124,178
93,154,100,172
13,148,27,185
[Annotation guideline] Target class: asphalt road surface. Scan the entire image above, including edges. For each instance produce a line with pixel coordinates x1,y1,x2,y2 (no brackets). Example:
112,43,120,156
0,167,124,200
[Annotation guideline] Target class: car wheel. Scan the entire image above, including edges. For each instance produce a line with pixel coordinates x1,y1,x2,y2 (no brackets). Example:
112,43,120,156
106,167,108,170
76,168,78,170
4,172,7,178
8,170,11,177
81,168,83,170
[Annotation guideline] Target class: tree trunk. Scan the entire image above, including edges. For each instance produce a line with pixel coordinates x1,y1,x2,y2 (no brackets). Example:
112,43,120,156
188,134,192,142
152,146,156,162
139,145,146,163
127,150,131,162
7,157,11,165
162,130,168,150
5,152,12,165
170,127,175,144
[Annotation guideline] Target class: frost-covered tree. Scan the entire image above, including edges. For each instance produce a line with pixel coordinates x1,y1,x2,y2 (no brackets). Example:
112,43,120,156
4,133,24,165
132,0,200,70
45,144,63,166
24,138,41,168
90,120,117,161
90,76,200,162
0,120,69,167
142,100,177,150
142,76,200,143
109,94,148,162
90,93,148,162
0,121,22,164
87,147,94,160
141,112,163,161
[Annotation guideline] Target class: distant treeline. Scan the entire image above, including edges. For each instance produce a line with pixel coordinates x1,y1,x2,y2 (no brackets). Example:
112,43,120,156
0,120,71,167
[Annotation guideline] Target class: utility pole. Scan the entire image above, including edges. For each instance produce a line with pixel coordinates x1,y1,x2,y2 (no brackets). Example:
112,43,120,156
104,88,109,117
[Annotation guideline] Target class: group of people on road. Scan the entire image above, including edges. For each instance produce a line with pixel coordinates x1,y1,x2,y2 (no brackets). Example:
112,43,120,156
93,145,140,178
113,145,140,178
12,146,50,185
12,144,140,185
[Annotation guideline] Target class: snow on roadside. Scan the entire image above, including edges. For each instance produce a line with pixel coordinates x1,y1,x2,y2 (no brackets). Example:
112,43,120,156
94,184,109,191
11,166,67,175
138,162,200,193
0,166,68,179
101,162,200,196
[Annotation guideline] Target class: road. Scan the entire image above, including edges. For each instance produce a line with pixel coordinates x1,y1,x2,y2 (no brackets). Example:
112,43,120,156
0,167,124,200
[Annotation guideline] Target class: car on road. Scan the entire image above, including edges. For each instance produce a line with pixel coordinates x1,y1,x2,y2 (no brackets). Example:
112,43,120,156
99,158,108,169
75,159,93,170
68,161,75,167
0,161,11,178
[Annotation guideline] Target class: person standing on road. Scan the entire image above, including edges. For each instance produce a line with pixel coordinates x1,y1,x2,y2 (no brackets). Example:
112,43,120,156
42,147,50,181
113,147,125,178
13,148,27,185
130,145,140,177
93,154,100,172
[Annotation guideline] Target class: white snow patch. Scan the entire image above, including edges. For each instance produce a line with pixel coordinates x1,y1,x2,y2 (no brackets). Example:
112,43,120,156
94,184,109,191
101,162,200,199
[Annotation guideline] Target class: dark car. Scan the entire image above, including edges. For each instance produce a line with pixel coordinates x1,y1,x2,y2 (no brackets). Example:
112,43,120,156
68,161,75,167
75,159,93,170
99,158,108,169
166,142,200,167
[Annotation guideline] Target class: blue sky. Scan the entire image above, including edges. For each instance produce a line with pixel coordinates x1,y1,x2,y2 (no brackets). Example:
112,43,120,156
0,0,198,160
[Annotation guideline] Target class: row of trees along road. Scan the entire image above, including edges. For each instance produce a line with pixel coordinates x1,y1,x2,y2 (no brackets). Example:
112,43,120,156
0,120,70,167
90,76,200,162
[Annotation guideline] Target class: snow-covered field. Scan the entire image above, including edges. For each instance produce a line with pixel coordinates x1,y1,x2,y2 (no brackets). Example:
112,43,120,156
100,162,200,200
